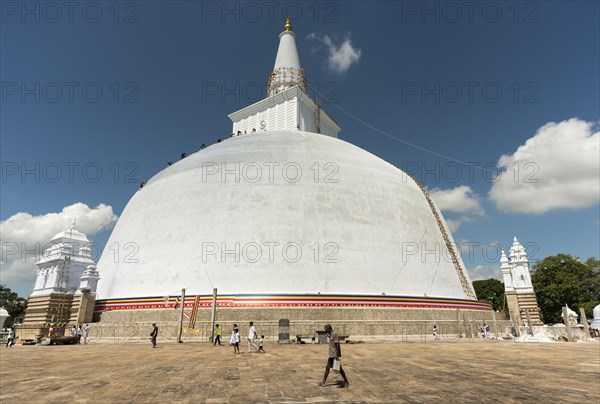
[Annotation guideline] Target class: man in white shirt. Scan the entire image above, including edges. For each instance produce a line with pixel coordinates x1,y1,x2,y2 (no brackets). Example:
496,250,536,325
5,329,15,348
84,324,91,344
247,321,258,352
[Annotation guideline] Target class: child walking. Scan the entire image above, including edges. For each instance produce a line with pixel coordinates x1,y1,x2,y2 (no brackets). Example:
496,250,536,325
258,335,265,353
230,324,240,354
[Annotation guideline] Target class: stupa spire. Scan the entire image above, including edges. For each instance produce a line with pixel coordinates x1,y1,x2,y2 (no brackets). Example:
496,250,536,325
228,21,340,137
267,18,307,96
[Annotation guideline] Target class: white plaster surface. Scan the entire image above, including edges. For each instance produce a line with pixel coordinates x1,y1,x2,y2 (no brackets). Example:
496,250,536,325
592,304,600,330
97,131,472,300
273,31,301,71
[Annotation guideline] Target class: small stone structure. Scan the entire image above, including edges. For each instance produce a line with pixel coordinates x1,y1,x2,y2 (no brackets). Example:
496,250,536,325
561,304,578,326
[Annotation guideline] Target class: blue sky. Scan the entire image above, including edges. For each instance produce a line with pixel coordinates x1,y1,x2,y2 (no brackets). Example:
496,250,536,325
1,1,599,297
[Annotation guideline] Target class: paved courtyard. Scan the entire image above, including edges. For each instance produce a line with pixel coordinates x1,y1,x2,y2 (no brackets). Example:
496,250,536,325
1,339,598,403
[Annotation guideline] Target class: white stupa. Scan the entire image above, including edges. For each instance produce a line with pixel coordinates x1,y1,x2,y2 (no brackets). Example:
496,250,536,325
95,20,487,316
591,304,600,331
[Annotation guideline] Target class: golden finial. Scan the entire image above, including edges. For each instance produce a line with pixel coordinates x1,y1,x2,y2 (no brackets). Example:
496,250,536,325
284,17,292,31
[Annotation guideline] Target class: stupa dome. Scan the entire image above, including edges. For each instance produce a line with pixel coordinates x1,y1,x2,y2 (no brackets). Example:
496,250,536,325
96,130,475,302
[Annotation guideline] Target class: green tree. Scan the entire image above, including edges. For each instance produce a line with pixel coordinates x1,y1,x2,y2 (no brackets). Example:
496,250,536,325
473,278,505,312
531,255,600,324
0,285,28,328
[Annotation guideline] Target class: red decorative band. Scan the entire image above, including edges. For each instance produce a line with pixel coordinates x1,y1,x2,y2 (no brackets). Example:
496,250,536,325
95,294,492,312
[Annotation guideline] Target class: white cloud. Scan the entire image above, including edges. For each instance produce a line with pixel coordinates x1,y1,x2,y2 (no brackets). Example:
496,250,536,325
306,32,361,74
428,186,484,232
0,203,118,287
489,118,600,214
467,264,502,281
429,185,485,215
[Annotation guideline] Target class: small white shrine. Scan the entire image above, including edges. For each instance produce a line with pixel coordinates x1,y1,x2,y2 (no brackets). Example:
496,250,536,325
20,222,100,339
31,223,98,296
0,307,9,329
501,237,543,326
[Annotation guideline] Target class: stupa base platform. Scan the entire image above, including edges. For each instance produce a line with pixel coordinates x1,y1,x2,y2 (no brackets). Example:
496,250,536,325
91,295,499,342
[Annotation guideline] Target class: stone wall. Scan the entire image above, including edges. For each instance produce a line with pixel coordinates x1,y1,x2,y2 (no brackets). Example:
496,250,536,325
89,307,506,343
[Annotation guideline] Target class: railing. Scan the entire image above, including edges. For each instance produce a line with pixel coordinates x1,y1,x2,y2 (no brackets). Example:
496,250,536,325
267,67,307,97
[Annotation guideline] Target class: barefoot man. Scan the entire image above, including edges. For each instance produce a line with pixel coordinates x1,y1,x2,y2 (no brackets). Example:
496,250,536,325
320,324,349,388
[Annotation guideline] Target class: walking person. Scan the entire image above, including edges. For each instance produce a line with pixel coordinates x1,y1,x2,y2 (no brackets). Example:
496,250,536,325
483,323,490,339
320,324,349,388
213,324,222,346
258,335,265,353
84,324,91,344
247,321,258,352
5,328,15,348
432,325,440,341
70,325,77,337
150,323,159,348
230,324,240,354
77,325,83,343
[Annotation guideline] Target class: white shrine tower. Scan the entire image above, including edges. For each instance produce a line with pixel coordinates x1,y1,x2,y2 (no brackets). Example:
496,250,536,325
501,237,542,326
228,18,341,137
20,222,100,339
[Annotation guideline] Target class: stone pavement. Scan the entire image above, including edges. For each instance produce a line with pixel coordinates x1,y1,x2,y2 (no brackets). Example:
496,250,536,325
1,339,598,403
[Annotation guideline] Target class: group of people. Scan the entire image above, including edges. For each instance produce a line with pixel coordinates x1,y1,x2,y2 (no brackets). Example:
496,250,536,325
149,321,267,354
433,324,493,340
70,324,92,343
146,321,349,388
225,322,265,354
222,322,350,388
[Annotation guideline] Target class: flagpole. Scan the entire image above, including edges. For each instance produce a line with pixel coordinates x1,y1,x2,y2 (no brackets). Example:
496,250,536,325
178,288,186,343
210,288,217,344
